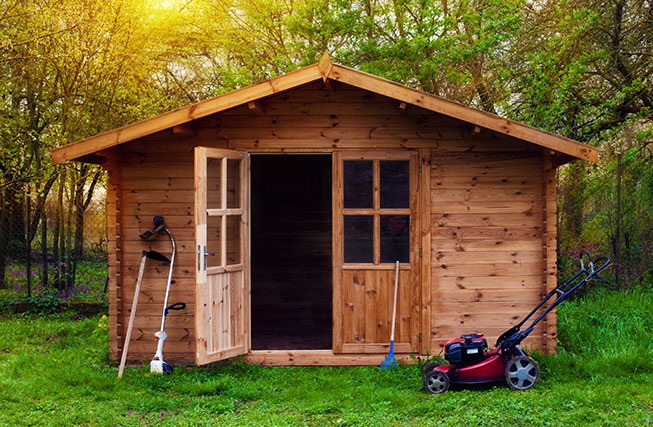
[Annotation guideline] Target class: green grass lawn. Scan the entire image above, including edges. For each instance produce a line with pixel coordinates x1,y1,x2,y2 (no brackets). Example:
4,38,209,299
0,286,650,426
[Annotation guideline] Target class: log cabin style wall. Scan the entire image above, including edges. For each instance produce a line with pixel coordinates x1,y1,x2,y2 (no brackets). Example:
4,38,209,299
103,81,550,363
430,149,546,352
54,56,594,366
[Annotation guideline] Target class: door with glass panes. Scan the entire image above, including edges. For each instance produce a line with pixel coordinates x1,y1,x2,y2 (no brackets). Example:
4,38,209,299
333,151,421,354
194,147,249,365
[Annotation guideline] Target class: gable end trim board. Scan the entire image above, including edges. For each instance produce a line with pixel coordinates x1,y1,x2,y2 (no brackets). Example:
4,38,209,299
51,54,598,165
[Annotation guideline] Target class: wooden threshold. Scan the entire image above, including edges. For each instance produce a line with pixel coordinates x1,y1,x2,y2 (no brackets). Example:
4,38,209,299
244,350,417,366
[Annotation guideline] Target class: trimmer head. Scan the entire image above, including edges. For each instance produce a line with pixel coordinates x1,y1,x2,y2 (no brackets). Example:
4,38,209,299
150,359,173,374
151,330,174,374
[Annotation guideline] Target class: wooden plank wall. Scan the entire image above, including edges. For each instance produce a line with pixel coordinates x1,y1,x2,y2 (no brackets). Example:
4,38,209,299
105,153,122,360
109,137,228,362
542,155,558,353
430,145,546,353
107,80,551,362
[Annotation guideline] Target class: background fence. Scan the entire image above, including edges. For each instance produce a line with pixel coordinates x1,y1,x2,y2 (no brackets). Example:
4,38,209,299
0,180,108,304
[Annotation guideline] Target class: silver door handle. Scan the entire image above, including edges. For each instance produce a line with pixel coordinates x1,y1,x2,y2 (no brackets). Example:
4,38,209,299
198,245,215,271
203,246,215,270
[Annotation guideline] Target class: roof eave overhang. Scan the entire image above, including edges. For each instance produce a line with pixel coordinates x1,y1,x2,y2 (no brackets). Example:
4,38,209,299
51,53,598,165
51,62,325,164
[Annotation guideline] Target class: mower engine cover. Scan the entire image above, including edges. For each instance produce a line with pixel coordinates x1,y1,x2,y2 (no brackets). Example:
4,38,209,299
445,333,488,365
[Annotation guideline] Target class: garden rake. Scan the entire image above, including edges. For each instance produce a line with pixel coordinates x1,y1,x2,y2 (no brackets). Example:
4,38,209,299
380,261,400,370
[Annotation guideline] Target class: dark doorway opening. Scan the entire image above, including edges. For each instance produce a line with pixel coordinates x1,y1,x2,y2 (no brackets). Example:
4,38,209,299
251,155,332,350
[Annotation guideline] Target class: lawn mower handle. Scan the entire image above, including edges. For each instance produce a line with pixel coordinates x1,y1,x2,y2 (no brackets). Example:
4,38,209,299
497,256,611,349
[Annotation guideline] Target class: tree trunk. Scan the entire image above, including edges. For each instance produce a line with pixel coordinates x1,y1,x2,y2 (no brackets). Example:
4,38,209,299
0,191,8,289
615,153,622,288
41,205,47,288
72,169,85,285
65,180,74,289
71,166,101,286
25,191,32,298
53,176,63,289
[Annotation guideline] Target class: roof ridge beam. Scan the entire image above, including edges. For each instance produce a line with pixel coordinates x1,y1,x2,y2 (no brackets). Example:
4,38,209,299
318,51,333,82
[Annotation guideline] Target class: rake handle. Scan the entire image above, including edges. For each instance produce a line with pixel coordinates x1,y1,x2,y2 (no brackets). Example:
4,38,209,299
390,261,399,342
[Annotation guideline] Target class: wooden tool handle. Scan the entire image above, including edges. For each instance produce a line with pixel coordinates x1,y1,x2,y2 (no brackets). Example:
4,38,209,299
118,254,147,378
390,261,399,342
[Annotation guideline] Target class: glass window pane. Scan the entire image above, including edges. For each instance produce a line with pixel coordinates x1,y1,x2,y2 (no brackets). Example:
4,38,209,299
344,161,373,209
226,215,241,265
343,215,373,263
207,158,222,209
380,161,409,209
206,215,222,268
380,215,409,263
227,158,241,209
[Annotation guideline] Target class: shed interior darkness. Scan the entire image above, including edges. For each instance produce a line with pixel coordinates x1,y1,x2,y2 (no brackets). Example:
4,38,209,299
251,155,332,350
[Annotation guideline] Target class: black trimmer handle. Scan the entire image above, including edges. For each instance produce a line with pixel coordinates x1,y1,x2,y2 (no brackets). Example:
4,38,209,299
144,250,171,263
164,302,186,316
139,216,167,240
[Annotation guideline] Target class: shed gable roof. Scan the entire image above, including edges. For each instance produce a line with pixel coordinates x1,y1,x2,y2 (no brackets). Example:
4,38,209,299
51,53,598,164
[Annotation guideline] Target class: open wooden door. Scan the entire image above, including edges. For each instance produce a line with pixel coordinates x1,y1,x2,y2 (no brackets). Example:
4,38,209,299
194,147,249,365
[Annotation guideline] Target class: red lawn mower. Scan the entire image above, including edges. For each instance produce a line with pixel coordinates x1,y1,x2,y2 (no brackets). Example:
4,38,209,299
422,253,611,394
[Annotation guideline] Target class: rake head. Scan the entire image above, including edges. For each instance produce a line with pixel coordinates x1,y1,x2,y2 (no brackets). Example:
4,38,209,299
379,342,399,370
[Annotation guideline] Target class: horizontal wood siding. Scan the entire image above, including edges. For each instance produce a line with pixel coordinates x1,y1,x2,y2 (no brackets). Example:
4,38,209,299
108,81,551,363
106,156,122,360
111,138,228,362
430,148,546,352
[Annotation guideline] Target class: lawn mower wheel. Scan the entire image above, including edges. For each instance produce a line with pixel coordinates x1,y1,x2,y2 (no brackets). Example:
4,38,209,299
424,370,450,394
504,355,539,390
421,361,442,378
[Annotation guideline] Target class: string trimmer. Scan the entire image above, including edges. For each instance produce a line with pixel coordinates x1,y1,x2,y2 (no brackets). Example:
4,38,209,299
118,249,169,378
140,216,186,374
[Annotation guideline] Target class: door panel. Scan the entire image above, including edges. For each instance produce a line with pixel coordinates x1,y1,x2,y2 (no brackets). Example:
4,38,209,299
195,147,249,365
341,269,412,353
333,151,421,354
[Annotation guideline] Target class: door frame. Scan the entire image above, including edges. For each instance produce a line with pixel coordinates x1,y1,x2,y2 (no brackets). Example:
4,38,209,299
195,147,431,365
247,153,334,351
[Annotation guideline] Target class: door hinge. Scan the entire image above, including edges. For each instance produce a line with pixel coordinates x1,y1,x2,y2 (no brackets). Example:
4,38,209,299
419,248,422,257
419,332,423,343
419,162,422,173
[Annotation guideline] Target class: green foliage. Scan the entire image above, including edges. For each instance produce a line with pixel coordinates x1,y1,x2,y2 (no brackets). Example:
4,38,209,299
0,288,651,426
1,0,651,293
558,145,653,286
3,259,107,302
0,294,59,315
554,285,653,376
23,294,60,315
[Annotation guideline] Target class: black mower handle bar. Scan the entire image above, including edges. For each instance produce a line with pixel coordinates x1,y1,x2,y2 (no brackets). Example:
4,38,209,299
497,255,611,349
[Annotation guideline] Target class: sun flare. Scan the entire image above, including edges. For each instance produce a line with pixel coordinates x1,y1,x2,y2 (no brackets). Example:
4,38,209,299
146,0,187,11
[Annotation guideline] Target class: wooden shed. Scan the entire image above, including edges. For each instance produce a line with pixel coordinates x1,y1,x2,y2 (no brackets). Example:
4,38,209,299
52,54,598,366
